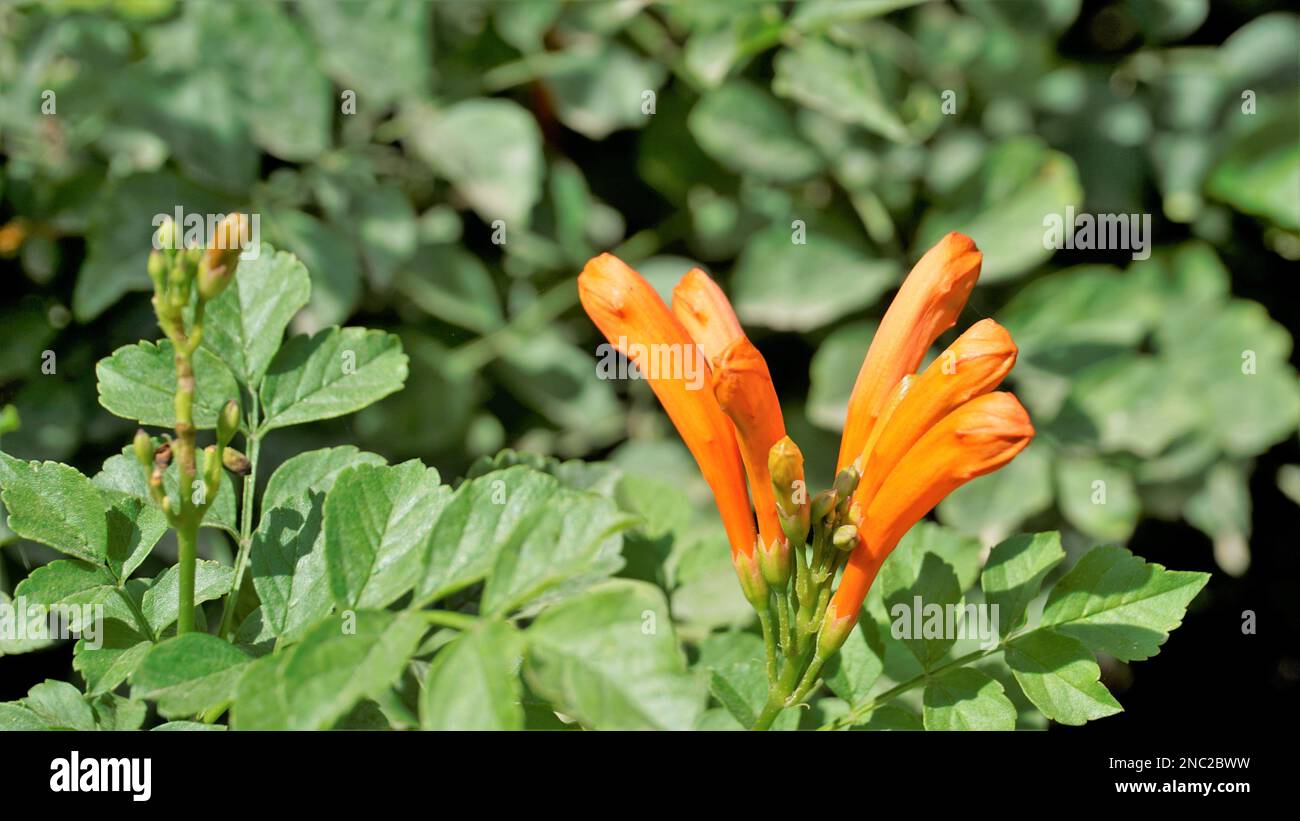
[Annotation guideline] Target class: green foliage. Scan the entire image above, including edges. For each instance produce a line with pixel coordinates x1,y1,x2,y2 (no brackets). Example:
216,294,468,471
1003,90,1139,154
0,0,1268,732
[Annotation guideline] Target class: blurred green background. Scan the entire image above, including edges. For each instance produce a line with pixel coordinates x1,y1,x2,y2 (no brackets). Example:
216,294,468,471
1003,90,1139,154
2,0,1298,723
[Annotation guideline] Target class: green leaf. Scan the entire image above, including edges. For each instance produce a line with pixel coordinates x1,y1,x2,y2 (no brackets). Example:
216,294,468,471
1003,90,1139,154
0,453,108,563
230,610,427,730
13,560,116,608
152,721,226,731
21,680,97,731
199,1,331,160
407,99,544,227
807,321,876,431
0,702,49,730
689,80,823,182
480,487,628,617
261,448,384,514
420,620,524,730
981,532,1067,633
251,491,332,642
545,44,667,139
1041,545,1210,661
104,493,168,581
142,560,234,635
259,327,409,431
96,340,242,430
922,668,1017,731
73,619,152,696
731,227,898,331
89,693,147,731
697,631,768,728
264,210,363,328
773,37,910,142
299,0,430,107
416,467,569,604
324,461,448,610
524,580,706,730
1006,630,1122,725
199,245,311,387
1055,455,1140,542
132,633,251,719
94,449,238,538
823,622,883,703
879,545,964,669
917,137,1084,282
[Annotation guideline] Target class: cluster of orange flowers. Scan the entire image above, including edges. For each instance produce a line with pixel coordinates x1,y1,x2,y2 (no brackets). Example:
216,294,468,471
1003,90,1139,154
579,232,1032,653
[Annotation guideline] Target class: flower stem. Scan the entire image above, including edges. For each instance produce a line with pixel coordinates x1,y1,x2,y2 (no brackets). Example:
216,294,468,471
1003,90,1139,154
218,397,259,640
176,521,198,634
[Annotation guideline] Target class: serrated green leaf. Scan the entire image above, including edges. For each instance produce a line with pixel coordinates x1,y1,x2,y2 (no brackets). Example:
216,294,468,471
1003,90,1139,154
524,580,706,730
141,560,234,635
922,668,1017,730
0,453,108,563
480,488,628,617
13,560,116,608
420,620,524,730
251,492,332,641
132,633,251,719
90,693,147,731
96,340,242,430
104,492,167,581
324,461,448,610
981,532,1066,633
0,702,49,730
823,622,883,703
199,245,310,386
22,680,97,731
416,467,567,604
1041,545,1210,661
263,446,387,512
259,327,408,431
880,547,963,669
1006,629,1122,725
230,610,427,730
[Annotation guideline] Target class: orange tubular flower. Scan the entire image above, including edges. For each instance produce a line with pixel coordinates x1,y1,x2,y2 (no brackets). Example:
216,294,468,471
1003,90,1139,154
854,318,1018,508
673,268,787,554
672,268,745,363
712,336,786,554
837,232,982,471
826,391,1034,639
579,231,1033,713
578,254,756,558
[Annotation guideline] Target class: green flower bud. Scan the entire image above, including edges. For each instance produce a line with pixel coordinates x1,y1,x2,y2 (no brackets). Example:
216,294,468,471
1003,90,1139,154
217,399,240,446
731,549,770,610
810,489,837,523
198,213,249,301
756,535,791,590
832,465,860,500
147,250,168,293
832,524,859,552
768,436,810,546
133,429,154,468
222,447,251,476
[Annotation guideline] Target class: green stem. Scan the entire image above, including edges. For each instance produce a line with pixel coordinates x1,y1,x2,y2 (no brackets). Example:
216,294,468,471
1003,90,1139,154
218,398,260,640
751,646,811,731
176,521,197,635
756,604,779,683
825,641,1009,730
420,609,480,631
773,589,794,658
